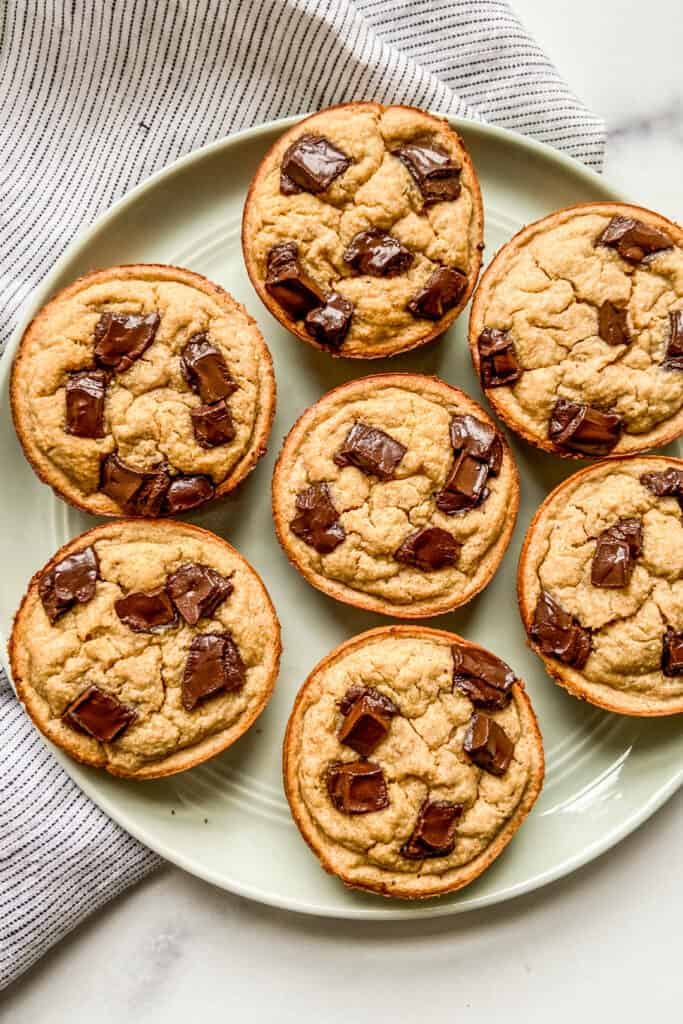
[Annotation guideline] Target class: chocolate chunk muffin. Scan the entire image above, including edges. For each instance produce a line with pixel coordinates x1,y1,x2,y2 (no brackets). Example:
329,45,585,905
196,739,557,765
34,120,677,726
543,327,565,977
242,103,483,358
469,202,683,458
518,456,683,715
9,520,281,778
283,626,544,899
11,264,276,516
272,373,518,618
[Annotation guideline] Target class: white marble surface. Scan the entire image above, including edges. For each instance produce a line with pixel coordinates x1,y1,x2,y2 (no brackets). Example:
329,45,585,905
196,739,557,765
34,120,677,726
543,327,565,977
5,1,683,1018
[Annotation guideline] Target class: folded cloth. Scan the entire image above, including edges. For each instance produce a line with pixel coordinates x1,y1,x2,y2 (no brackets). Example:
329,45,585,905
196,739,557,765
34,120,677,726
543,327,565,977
0,0,605,988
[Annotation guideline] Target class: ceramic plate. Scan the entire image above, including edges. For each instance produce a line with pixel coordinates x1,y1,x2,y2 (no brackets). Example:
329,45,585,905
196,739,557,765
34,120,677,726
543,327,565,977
2,117,681,920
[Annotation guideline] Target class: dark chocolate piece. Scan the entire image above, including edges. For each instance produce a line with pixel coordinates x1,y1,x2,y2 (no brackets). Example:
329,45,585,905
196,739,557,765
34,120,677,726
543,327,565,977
393,142,461,204
477,328,522,387
662,626,683,676
94,312,160,372
337,686,399,757
65,370,107,438
436,452,489,514
62,685,136,742
394,527,461,571
598,301,629,347
181,335,238,403
663,310,683,371
407,267,467,319
265,241,326,319
182,632,246,711
190,399,236,448
164,475,215,513
280,134,351,195
167,563,233,626
304,292,354,349
343,229,414,277
450,414,503,473
400,800,462,859
100,454,170,515
548,398,622,455
640,466,683,511
289,482,346,554
591,518,643,589
38,546,99,623
333,421,406,480
115,588,177,632
452,642,515,710
531,590,591,668
596,215,673,263
463,713,514,776
326,760,389,814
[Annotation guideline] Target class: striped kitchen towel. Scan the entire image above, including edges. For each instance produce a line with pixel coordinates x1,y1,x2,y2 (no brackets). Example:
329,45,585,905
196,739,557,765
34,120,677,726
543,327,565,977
0,0,605,988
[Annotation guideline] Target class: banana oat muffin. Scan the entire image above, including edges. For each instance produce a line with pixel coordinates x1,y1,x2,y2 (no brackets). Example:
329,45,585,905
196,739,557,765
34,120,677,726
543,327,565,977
283,626,544,899
469,202,683,457
11,264,276,516
242,102,483,358
10,520,281,778
272,373,518,618
518,456,683,715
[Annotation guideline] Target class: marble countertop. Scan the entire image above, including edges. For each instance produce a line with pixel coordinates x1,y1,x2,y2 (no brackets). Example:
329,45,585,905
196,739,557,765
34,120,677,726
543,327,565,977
6,1,683,1019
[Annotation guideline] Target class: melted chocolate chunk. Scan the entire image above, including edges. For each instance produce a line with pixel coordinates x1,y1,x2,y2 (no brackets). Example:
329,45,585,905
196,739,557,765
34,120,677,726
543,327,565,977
265,241,326,319
343,229,414,277
100,455,170,515
289,482,346,554
477,328,522,387
333,421,406,480
400,800,462,859
450,414,503,473
304,292,354,349
464,713,514,776
164,475,215,513
591,518,643,588
662,626,683,676
65,370,107,438
182,632,246,711
596,216,673,263
115,588,177,632
63,685,136,742
598,301,629,346
181,335,238,403
394,527,461,571
435,452,489,514
407,267,467,320
167,563,233,626
393,142,461,204
326,760,389,814
663,310,683,370
531,590,591,668
38,546,99,623
190,399,236,448
548,398,622,455
452,643,515,710
640,466,683,511
337,686,399,757
94,312,160,372
280,134,351,194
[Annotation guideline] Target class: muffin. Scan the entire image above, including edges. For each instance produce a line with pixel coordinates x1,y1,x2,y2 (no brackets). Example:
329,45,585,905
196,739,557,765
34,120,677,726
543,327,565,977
283,625,544,899
242,102,483,358
518,455,683,715
11,264,276,515
272,373,518,618
469,202,683,457
9,520,281,778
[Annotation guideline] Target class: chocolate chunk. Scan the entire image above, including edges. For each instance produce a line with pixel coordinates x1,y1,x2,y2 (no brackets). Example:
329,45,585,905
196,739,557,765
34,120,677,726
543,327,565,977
289,482,346,554
640,466,683,511
333,421,406,480
343,229,414,277
436,452,489,514
265,241,326,319
100,454,170,515
531,590,591,668
181,335,237,403
326,760,389,814
190,399,236,448
94,312,160,372
663,310,683,371
164,475,215,513
280,133,351,194
662,626,683,676
65,370,107,438
400,800,462,859
591,518,643,588
62,685,136,742
338,686,399,757
477,328,522,387
182,633,246,711
393,142,461,204
167,563,233,626
38,546,99,623
115,588,177,632
394,527,461,571
464,713,514,776
596,215,673,263
548,398,622,455
304,292,354,349
450,414,502,473
452,642,515,709
598,301,629,346
407,267,467,319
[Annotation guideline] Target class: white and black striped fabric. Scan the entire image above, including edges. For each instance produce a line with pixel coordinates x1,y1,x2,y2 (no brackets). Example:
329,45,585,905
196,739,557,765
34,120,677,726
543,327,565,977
0,0,605,989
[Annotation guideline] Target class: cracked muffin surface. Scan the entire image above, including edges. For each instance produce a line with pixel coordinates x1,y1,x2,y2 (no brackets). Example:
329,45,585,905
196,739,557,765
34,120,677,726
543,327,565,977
283,626,544,898
470,203,683,457
11,264,276,516
272,374,519,618
9,520,281,778
242,102,483,358
518,456,683,715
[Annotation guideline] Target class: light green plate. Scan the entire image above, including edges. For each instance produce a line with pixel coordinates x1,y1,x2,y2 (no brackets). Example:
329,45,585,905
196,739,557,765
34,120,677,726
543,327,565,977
1,117,681,919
